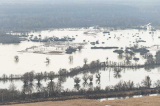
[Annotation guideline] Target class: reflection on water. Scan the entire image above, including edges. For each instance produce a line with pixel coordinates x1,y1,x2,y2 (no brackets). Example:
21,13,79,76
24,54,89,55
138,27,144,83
113,68,122,79
0,28,160,91
96,73,101,85
0,67,159,92
74,83,81,91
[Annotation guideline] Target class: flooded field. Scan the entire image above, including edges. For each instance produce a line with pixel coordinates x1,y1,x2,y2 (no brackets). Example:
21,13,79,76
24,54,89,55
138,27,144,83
1,27,160,91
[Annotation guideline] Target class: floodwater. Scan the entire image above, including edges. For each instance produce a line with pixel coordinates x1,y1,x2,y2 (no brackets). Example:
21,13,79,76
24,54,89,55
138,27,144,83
0,27,160,91
100,94,160,101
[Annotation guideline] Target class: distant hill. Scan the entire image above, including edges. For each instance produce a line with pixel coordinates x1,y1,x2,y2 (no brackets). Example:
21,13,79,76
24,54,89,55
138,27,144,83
0,1,160,31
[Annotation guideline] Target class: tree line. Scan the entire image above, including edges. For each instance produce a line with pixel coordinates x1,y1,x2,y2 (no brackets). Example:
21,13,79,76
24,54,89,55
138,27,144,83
0,75,160,103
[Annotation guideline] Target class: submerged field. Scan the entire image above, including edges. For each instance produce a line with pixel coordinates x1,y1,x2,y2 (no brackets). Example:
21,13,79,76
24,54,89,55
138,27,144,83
1,28,160,90
1,27,160,102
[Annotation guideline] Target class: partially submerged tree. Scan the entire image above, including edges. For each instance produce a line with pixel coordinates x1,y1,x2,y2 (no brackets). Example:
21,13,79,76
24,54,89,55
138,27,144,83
141,76,152,88
106,57,109,64
48,71,55,81
69,55,73,62
14,55,19,62
74,77,81,90
83,58,88,65
46,57,50,64
74,77,81,84
146,54,154,64
125,54,132,65
82,75,89,83
78,46,83,51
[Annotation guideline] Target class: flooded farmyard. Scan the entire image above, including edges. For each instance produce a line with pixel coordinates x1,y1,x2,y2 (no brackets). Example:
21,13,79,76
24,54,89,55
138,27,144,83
0,27,160,94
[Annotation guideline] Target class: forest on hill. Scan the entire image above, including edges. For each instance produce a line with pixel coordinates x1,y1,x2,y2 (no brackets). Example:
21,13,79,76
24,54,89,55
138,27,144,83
0,1,160,31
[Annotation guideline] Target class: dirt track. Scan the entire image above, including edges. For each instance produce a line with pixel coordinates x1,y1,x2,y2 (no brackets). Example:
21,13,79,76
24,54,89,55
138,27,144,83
2,95,160,106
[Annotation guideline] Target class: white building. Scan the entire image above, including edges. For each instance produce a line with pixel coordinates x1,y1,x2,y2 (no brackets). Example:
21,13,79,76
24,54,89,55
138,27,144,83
147,23,152,31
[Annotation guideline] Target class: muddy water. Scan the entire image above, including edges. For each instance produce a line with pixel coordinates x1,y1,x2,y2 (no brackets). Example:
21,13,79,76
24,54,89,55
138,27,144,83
0,28,160,91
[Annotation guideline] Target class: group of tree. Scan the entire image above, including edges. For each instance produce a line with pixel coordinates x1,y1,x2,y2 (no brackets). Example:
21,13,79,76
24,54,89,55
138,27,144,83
0,75,159,103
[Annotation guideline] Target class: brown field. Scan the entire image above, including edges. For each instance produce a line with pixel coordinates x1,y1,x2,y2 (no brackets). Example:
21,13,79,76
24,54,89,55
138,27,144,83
2,95,160,106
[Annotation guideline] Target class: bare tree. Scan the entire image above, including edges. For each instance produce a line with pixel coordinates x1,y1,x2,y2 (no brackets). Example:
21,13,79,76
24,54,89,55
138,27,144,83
154,80,160,88
141,76,152,88
47,80,55,96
